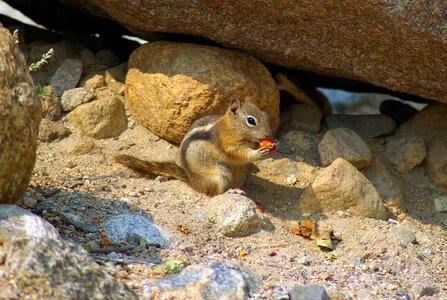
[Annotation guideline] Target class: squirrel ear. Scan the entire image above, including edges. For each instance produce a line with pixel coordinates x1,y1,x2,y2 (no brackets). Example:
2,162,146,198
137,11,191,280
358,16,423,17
229,99,241,115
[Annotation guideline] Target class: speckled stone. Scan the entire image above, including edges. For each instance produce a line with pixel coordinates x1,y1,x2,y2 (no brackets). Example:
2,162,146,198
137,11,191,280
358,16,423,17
0,25,41,203
104,214,169,248
12,1,447,104
144,261,260,299
0,205,137,299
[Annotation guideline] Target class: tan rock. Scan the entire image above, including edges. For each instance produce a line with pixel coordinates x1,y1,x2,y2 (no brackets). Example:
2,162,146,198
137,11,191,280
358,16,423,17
38,119,71,143
397,103,447,143
40,85,61,121
67,96,127,139
318,128,372,169
361,156,404,208
68,136,101,155
426,137,447,187
385,135,426,174
83,74,105,90
205,194,271,237
392,103,447,187
297,158,387,220
0,25,41,204
126,41,279,143
105,62,127,83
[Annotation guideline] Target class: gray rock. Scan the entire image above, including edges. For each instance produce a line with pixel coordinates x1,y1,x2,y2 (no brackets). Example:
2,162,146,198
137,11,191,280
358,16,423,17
281,104,322,133
105,62,128,83
413,284,438,297
0,205,137,299
60,87,94,111
104,214,169,248
60,212,98,233
38,118,71,143
433,196,447,213
206,194,272,237
96,48,120,67
379,99,418,126
289,284,331,300
40,85,61,121
0,25,41,204
67,95,127,139
144,261,260,299
388,226,417,244
21,195,39,208
80,49,100,68
361,157,404,208
385,135,426,174
318,128,372,169
325,114,396,138
50,58,83,96
297,158,387,220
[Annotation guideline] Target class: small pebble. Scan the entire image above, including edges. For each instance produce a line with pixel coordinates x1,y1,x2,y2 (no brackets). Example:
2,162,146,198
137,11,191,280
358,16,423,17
388,219,399,224
422,248,433,256
354,257,365,265
155,176,169,183
396,290,411,299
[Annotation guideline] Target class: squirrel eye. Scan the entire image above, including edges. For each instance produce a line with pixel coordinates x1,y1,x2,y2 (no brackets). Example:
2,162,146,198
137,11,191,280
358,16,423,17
246,116,257,127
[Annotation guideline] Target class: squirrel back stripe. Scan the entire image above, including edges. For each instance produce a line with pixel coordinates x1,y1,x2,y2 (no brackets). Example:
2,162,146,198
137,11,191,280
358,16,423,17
180,127,214,172
112,153,187,182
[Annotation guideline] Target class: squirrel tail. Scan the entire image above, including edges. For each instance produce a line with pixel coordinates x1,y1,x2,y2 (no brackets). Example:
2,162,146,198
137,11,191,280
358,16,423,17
112,153,188,182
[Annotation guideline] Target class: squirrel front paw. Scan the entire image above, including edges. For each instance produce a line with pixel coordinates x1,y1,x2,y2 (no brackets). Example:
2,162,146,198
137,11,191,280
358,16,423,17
257,147,272,156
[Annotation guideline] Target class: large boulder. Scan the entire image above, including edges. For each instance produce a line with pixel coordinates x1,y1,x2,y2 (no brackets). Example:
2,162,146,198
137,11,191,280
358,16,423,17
0,24,41,204
6,1,447,104
0,205,137,299
126,41,279,143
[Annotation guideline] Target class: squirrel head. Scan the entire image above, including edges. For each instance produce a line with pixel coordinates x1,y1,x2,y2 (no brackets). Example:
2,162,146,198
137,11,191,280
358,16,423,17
226,99,273,145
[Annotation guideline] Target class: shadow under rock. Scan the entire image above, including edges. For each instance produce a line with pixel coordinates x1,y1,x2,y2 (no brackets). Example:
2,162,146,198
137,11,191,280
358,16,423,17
27,183,163,265
243,172,303,222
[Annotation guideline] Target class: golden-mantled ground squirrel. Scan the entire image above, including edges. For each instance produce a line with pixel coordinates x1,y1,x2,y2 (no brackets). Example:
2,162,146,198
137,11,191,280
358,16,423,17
113,99,277,196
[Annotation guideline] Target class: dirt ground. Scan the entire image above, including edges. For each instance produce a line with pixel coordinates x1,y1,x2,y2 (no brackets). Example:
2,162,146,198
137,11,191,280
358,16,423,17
25,108,447,299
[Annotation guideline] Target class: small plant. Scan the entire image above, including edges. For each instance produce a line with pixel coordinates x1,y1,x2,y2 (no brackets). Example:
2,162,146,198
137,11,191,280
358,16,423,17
11,29,19,44
35,84,52,98
28,48,54,72
11,29,55,73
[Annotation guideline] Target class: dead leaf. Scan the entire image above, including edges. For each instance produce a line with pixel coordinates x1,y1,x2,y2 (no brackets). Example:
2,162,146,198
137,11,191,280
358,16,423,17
316,230,333,250
290,220,317,239
151,259,184,276
176,223,190,235
324,250,337,259
239,250,249,257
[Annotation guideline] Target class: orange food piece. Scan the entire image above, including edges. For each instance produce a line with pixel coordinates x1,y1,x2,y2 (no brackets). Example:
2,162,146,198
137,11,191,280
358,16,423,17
256,204,265,213
99,237,111,248
259,139,277,152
